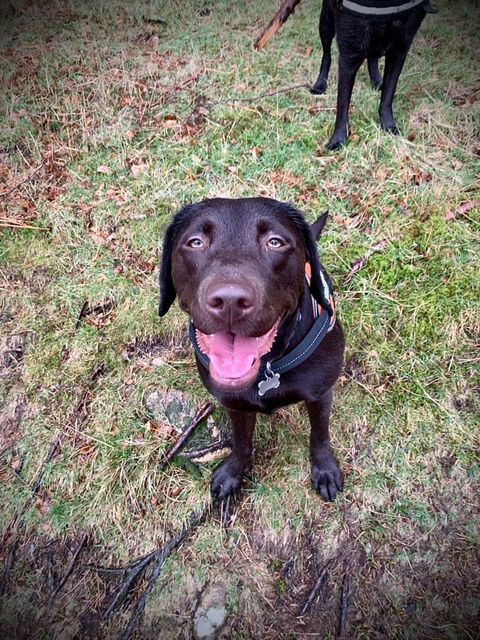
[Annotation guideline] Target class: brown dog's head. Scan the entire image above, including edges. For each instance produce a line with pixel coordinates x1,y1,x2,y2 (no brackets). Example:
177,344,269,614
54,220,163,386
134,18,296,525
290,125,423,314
159,197,331,389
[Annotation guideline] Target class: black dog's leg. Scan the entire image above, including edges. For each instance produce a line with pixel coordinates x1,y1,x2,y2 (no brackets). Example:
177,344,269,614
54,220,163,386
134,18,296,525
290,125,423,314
211,409,256,500
311,1,335,95
379,49,408,133
367,57,382,90
306,389,343,501
326,53,363,150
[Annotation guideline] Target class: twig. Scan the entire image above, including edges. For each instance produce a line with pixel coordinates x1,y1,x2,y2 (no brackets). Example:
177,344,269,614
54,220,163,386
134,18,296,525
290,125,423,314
49,533,88,602
254,0,303,50
299,557,334,615
216,82,311,106
117,500,211,640
336,573,351,639
0,538,19,597
103,550,158,620
159,402,215,467
74,301,89,331
0,163,43,199
177,439,231,460
0,362,105,551
0,218,50,230
74,299,115,332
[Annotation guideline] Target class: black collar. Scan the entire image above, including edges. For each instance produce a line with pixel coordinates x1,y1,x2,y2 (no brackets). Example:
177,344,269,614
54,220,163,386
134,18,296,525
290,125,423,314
188,304,335,398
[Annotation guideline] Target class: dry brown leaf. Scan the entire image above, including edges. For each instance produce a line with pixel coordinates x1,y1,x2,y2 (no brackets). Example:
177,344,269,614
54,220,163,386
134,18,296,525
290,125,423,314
130,162,147,178
87,229,109,245
345,239,390,283
444,200,477,221
97,165,112,175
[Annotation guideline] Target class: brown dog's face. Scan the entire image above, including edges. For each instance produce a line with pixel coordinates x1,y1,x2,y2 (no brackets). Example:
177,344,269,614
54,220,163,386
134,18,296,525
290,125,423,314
159,198,328,390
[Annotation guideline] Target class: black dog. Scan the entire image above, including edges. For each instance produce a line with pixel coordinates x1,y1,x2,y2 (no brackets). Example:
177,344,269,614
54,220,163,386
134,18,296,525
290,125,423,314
159,198,344,502
311,0,435,150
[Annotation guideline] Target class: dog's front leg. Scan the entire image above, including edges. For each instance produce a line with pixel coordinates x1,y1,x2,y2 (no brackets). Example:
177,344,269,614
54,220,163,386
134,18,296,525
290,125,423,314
379,49,408,133
367,57,382,90
311,0,336,95
210,409,256,500
326,53,363,150
305,389,343,501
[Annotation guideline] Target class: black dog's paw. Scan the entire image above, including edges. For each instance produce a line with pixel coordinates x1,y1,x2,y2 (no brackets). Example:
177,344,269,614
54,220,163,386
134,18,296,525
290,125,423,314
381,123,400,135
211,454,247,501
380,111,399,135
310,79,328,95
326,132,347,151
311,457,343,502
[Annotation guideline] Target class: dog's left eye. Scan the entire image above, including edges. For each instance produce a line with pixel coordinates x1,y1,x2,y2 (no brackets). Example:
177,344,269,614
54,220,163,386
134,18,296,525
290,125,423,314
186,237,204,249
266,237,285,249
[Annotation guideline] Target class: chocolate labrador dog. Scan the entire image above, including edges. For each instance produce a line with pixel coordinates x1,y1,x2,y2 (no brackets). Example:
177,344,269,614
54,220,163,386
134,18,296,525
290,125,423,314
159,197,344,502
311,0,435,150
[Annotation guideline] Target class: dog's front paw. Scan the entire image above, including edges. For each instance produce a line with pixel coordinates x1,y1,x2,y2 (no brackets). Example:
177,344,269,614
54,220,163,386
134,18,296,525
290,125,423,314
211,454,248,500
381,122,399,135
311,454,343,502
310,79,328,95
326,131,348,151
380,111,399,134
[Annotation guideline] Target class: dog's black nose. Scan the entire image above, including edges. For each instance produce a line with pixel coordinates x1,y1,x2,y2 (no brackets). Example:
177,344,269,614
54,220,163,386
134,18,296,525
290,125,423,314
206,282,255,324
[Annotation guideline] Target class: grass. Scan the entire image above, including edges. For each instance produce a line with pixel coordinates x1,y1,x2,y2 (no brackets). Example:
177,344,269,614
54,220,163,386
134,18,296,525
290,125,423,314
0,0,479,638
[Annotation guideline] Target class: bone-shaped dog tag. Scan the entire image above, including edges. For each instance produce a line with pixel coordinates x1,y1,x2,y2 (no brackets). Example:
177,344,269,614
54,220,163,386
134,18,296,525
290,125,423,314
258,371,280,397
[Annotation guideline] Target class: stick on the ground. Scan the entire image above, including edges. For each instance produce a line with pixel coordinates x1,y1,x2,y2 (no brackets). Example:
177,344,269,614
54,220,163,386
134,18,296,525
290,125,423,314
49,532,88,602
0,362,105,549
0,163,43,199
299,557,334,615
254,0,302,50
0,539,19,597
336,573,351,639
101,500,212,639
103,549,158,620
159,401,215,467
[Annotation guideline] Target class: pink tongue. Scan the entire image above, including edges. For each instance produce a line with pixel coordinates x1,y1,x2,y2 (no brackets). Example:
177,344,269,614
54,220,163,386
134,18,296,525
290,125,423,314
209,333,259,380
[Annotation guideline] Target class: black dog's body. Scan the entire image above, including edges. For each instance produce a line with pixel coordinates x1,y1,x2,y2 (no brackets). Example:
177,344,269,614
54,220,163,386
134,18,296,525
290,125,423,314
311,0,431,149
159,198,344,502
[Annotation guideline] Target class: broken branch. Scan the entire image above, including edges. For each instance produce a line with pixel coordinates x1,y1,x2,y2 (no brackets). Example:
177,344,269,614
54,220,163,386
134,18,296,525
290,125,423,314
336,573,351,639
299,557,334,615
254,0,303,50
118,500,211,640
159,401,215,467
49,533,88,602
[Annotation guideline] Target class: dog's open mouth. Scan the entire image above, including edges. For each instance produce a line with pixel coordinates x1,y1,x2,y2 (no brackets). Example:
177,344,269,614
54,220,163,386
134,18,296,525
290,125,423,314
196,319,280,388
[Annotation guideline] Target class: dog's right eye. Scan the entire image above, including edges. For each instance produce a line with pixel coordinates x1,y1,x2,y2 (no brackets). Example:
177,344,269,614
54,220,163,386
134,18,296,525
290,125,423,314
186,237,204,249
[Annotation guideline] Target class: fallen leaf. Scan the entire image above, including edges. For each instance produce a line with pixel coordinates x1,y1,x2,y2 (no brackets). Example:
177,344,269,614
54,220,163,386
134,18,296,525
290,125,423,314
35,496,50,517
444,200,477,221
10,458,22,471
411,170,431,185
146,420,174,439
345,239,390,283
77,441,96,460
87,229,109,245
130,162,147,178
97,165,112,175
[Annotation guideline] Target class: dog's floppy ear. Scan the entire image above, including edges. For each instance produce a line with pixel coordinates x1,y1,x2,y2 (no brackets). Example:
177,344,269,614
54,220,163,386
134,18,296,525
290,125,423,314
158,204,197,316
158,219,177,316
304,211,334,315
310,211,328,241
